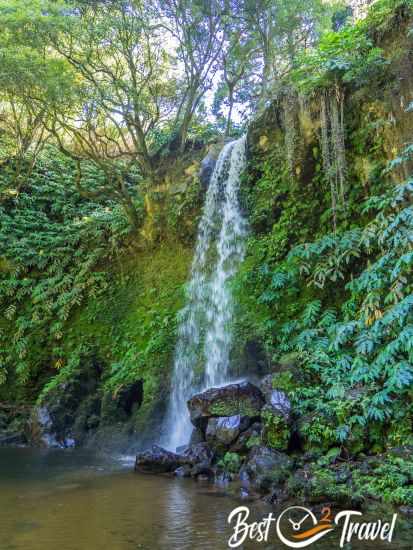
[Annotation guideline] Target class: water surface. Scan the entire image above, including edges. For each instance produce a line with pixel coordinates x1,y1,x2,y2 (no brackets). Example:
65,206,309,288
0,448,411,549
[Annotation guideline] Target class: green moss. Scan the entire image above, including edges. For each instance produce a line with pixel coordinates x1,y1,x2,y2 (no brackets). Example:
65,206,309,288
271,371,297,393
246,434,261,448
217,452,242,474
35,240,192,437
209,398,261,418
262,409,290,451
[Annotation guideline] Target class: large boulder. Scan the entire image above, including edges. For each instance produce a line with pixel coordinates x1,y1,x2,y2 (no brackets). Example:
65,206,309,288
230,422,262,454
135,442,214,476
184,442,215,479
260,376,291,419
206,415,251,451
183,442,214,466
135,445,190,474
189,427,204,445
187,382,265,430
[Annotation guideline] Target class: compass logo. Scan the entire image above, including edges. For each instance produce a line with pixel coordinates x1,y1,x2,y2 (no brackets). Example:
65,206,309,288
275,506,335,548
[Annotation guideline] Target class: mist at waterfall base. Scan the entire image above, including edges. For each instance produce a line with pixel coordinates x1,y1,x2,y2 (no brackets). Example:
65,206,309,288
162,136,248,451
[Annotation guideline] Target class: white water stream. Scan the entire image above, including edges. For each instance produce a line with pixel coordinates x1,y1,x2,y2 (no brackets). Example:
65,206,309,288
162,136,248,451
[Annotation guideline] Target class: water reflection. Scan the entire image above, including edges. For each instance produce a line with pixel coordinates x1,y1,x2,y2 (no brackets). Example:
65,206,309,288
0,448,411,550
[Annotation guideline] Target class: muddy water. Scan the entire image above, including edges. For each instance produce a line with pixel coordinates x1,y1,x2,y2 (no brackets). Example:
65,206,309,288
0,447,411,549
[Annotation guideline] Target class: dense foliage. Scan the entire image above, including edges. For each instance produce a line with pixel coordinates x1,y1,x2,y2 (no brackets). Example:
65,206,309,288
245,169,413,450
235,0,413,458
1,0,413,506
0,150,136,385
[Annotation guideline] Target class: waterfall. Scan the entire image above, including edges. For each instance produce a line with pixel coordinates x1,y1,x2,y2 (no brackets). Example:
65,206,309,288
162,136,248,451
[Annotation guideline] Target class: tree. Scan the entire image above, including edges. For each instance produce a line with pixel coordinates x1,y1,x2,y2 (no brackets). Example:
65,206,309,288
156,0,227,151
240,0,334,109
0,0,229,226
0,21,62,194
0,0,175,226
0,0,337,228
221,27,255,136
0,96,48,192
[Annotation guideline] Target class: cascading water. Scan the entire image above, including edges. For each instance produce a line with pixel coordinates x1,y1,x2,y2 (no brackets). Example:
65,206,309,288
162,135,248,451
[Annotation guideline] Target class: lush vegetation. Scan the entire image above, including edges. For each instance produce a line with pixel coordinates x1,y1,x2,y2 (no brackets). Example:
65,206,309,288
1,0,413,506
0,0,344,396
233,0,413,460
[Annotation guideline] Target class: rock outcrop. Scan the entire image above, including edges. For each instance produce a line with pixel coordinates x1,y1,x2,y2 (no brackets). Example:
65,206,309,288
187,382,265,430
135,378,295,493
135,441,214,477
241,445,293,493
135,445,190,474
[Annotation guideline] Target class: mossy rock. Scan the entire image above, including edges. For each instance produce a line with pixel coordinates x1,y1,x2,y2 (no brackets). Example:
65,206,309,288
261,405,291,451
187,382,265,429
243,444,293,494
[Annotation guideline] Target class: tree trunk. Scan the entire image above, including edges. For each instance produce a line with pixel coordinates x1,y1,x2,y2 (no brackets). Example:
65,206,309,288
122,199,140,230
176,84,199,154
118,174,140,230
225,89,234,138
258,57,271,112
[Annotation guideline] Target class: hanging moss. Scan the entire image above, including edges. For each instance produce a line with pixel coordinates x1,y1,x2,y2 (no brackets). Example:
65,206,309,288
319,85,347,231
283,87,301,178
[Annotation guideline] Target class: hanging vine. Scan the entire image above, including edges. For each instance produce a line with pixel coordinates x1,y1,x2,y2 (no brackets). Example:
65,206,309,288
320,83,347,231
283,87,300,177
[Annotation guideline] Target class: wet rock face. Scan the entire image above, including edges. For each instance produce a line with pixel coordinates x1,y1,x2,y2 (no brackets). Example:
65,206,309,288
100,381,144,425
268,390,291,417
135,445,190,474
187,382,265,430
206,415,251,449
199,152,217,190
34,406,75,448
30,370,100,448
28,356,145,450
114,381,143,416
189,427,204,446
260,375,291,418
242,445,293,493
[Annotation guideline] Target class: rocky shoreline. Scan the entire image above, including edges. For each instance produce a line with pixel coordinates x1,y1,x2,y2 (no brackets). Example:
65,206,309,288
135,378,413,513
2,371,413,514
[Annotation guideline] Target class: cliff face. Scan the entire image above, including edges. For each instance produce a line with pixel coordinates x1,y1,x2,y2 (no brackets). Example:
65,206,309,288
248,7,413,187
2,5,412,460
229,4,413,470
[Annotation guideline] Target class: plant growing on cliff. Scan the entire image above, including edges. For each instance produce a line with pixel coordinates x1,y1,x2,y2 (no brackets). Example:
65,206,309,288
253,145,413,449
0,149,137,384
